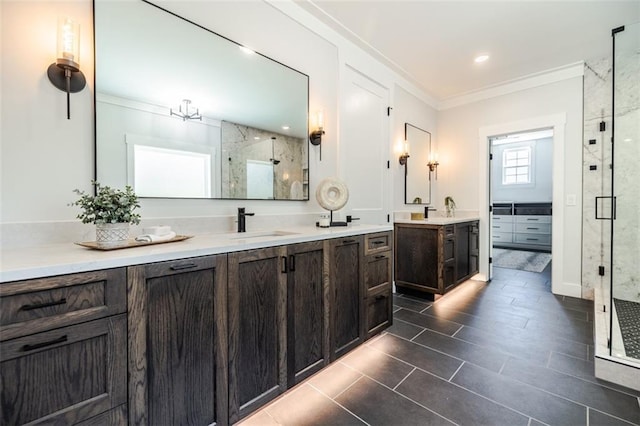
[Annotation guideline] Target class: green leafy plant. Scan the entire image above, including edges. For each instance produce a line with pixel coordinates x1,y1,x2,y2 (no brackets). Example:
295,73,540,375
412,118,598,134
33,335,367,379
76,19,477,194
70,181,141,225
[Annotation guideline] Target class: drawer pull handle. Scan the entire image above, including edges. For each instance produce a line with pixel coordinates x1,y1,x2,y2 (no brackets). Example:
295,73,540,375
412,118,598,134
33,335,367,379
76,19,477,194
372,241,385,245
374,255,386,259
526,218,539,221
20,298,67,311
526,238,539,241
526,227,539,230
289,255,295,272
170,263,198,271
22,335,68,352
281,256,288,273
342,239,356,244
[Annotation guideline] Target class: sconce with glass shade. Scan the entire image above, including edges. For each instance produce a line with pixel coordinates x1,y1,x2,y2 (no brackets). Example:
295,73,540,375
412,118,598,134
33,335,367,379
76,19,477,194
398,140,410,165
427,153,439,180
309,109,325,160
47,17,86,119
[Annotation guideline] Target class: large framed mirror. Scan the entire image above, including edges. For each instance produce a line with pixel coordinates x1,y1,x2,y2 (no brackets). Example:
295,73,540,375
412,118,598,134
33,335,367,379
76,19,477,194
94,0,309,200
404,123,432,205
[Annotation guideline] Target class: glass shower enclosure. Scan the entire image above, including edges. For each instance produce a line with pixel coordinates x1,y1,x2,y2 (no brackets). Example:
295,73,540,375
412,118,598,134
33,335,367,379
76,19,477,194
610,22,640,365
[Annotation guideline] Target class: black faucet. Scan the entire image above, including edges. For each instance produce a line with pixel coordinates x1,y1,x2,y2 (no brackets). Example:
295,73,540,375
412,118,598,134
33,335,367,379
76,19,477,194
237,207,255,233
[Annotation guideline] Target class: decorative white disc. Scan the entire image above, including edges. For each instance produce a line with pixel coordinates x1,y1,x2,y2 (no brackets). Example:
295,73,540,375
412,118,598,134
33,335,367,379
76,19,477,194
316,177,349,211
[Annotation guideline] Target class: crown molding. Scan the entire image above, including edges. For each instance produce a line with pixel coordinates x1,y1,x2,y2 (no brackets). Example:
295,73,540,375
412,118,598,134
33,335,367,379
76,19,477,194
438,61,585,111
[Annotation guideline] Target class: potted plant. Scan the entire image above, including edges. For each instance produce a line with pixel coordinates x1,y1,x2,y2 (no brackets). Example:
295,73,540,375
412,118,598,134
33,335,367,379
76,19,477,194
444,196,456,217
71,181,141,248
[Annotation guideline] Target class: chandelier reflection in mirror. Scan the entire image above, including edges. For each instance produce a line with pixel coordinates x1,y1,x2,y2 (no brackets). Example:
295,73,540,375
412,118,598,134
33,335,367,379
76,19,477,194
170,99,202,121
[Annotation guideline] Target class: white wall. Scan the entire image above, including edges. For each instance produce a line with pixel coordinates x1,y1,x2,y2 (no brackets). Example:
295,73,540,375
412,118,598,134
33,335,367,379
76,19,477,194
438,77,584,295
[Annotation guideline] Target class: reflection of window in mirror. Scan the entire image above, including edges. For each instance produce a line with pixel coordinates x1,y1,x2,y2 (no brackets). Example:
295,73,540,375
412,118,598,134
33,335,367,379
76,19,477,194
247,160,274,199
133,145,212,198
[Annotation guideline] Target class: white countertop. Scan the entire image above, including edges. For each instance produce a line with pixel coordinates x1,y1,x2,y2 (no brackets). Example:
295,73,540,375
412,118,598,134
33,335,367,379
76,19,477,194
394,216,480,225
0,224,392,283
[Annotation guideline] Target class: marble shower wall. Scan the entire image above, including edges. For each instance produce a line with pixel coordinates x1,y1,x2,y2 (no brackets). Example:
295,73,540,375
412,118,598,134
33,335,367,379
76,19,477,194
582,27,640,304
221,121,307,199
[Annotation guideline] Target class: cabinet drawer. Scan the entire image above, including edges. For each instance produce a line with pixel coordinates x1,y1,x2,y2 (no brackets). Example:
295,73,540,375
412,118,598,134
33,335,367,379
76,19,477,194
515,215,551,224
365,251,392,291
492,222,513,232
365,231,392,255
514,233,551,245
0,268,126,340
0,314,127,425
492,215,513,223
444,225,455,237
492,232,513,243
366,285,391,339
515,223,551,234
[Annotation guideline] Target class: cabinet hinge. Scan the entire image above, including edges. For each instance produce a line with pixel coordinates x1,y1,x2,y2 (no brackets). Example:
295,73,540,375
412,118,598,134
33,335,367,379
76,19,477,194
598,265,605,276
489,153,493,160
387,160,390,169
387,107,392,116
599,121,606,132
387,214,390,223
489,205,493,212
489,257,493,264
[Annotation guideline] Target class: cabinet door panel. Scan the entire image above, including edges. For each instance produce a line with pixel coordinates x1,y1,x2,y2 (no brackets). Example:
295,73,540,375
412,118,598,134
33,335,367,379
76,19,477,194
228,247,287,423
288,241,325,385
329,237,363,359
147,269,215,426
395,226,439,290
365,252,392,291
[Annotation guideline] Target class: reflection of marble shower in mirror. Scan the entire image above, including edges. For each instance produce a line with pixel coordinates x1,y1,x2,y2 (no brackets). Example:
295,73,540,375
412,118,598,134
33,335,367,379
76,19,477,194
221,121,306,199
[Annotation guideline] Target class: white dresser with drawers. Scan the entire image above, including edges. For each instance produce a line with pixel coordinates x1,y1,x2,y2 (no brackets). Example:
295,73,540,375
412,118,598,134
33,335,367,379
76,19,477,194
492,202,552,252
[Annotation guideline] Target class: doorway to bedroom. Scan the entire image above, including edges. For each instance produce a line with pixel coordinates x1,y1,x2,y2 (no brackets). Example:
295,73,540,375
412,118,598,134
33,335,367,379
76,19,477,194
490,129,553,280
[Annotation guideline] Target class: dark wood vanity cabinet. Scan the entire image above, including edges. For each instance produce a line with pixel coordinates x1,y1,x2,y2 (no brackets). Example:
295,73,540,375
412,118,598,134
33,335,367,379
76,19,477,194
0,269,127,425
128,255,227,426
327,235,364,360
395,221,479,298
287,240,327,386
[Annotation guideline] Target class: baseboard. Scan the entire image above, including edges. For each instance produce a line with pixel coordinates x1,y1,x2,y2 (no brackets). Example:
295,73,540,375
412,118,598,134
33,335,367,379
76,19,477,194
552,280,581,298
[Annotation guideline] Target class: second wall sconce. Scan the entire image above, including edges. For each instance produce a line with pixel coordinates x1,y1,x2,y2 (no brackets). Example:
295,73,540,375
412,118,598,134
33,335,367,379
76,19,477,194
47,17,86,120
427,153,439,180
309,109,325,160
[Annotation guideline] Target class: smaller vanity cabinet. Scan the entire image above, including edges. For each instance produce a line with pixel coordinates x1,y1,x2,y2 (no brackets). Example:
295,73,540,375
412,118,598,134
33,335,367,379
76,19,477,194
0,269,127,425
128,255,227,426
395,221,479,298
493,202,552,252
364,232,393,339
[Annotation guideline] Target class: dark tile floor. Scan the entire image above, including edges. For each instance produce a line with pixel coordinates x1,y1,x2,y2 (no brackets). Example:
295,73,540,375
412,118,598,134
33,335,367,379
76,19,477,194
239,265,640,425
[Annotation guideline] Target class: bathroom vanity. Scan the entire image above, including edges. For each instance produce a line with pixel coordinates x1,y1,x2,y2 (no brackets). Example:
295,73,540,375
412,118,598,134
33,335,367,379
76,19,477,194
394,218,479,298
0,225,392,425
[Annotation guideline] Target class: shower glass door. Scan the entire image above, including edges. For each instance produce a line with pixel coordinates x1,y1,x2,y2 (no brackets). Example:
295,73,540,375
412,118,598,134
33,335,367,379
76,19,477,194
610,22,640,363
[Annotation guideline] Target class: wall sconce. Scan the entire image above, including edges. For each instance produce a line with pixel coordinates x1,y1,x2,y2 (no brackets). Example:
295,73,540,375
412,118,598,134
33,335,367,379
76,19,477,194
47,17,86,120
309,110,325,160
170,99,202,121
398,141,410,165
427,153,439,180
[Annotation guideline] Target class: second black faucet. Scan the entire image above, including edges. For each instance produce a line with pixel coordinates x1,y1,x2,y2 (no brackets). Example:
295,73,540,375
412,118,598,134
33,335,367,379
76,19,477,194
237,207,255,233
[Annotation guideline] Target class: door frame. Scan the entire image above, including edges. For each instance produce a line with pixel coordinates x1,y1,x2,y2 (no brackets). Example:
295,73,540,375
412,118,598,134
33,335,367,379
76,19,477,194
478,113,578,297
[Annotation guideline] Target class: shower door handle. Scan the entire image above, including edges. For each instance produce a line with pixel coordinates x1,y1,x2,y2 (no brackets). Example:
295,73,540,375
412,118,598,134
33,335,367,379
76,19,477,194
595,196,616,220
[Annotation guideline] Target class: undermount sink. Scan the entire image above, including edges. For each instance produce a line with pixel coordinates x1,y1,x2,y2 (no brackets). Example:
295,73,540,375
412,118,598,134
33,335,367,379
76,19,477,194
228,230,299,240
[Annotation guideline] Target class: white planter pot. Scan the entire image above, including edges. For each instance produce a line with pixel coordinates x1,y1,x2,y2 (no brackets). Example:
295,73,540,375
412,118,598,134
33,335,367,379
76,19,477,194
96,222,130,248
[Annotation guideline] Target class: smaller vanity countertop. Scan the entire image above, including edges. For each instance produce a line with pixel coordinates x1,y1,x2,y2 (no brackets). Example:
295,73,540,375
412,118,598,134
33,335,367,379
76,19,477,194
394,217,480,226
0,224,392,283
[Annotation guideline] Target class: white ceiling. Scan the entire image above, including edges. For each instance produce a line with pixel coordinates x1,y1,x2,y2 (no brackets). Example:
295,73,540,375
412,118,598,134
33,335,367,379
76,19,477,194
295,0,640,102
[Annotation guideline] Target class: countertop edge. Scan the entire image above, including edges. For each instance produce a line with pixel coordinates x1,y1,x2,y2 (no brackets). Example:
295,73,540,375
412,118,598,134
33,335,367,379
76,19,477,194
0,224,392,283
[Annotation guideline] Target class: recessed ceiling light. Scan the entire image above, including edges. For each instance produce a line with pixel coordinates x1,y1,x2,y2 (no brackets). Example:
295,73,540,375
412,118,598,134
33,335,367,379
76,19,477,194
254,136,260,140
474,54,490,63
282,125,290,130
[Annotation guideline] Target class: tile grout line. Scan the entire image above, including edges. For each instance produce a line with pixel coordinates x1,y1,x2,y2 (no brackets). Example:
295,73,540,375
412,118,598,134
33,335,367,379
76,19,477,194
451,324,464,337
392,367,417,391
308,378,372,426
410,327,428,342
448,361,465,382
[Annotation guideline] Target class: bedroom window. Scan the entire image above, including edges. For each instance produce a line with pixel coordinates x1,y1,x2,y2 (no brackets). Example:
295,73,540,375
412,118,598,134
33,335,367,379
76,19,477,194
502,147,531,185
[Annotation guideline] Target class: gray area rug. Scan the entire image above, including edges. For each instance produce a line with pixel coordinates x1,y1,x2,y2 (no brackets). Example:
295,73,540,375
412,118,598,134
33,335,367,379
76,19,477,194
493,248,551,273
613,298,640,359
